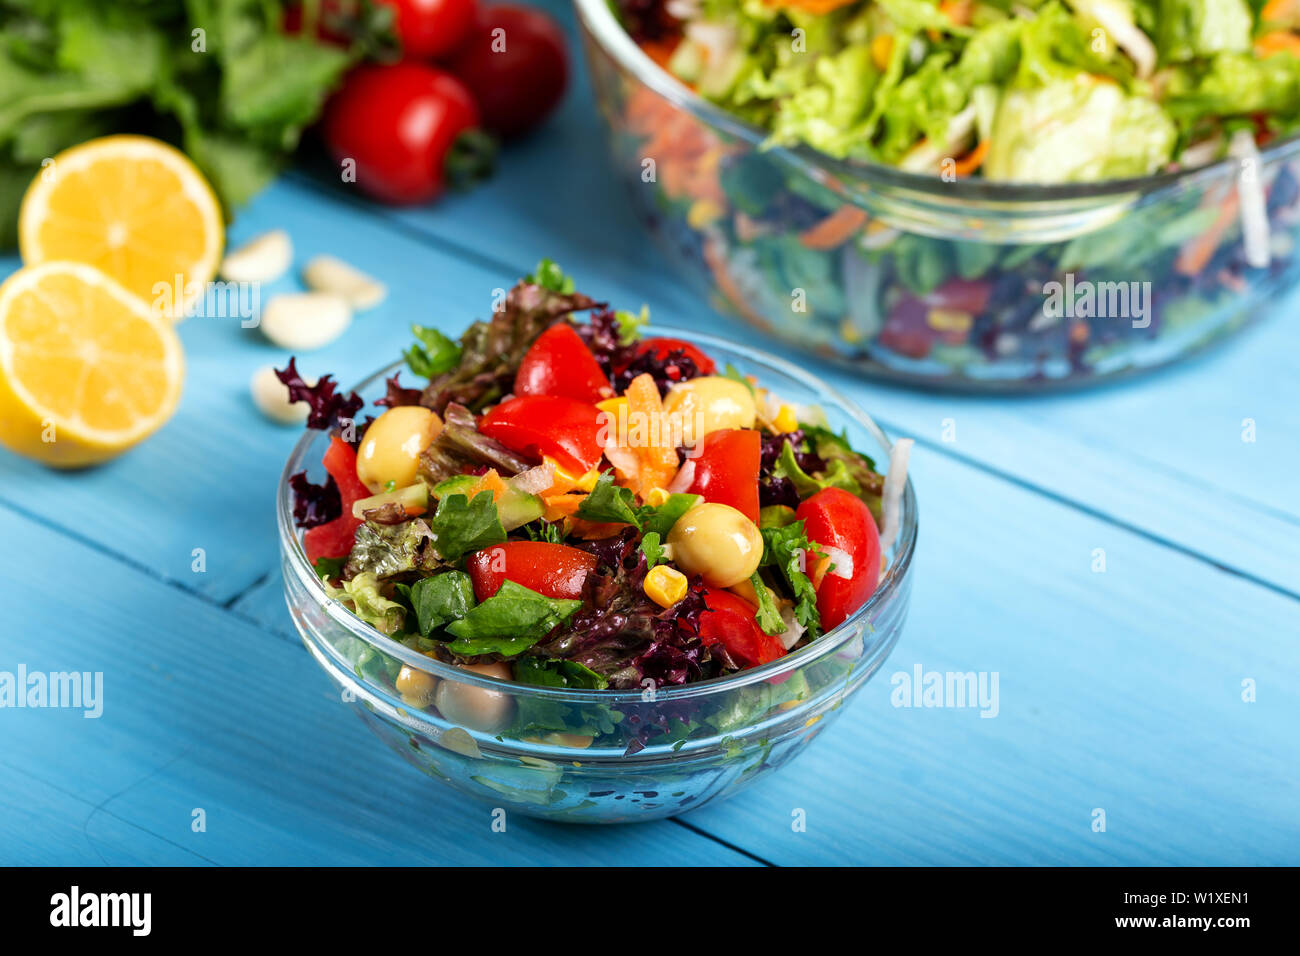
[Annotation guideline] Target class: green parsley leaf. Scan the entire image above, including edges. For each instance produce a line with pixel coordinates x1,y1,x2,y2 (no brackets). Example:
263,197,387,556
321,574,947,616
426,491,506,562
640,531,666,568
637,492,702,537
750,571,787,636
445,580,582,657
575,471,641,526
773,440,862,499
404,324,462,379
525,258,575,293
614,305,650,344
760,520,824,636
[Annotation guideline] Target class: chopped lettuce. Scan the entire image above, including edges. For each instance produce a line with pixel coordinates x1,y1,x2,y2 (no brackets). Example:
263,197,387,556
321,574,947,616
1156,0,1253,64
984,78,1176,182
327,573,407,636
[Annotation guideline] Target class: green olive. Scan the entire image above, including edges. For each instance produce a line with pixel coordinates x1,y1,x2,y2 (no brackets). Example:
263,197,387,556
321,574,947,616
395,664,438,708
663,376,756,442
434,661,514,733
355,405,442,493
666,502,763,588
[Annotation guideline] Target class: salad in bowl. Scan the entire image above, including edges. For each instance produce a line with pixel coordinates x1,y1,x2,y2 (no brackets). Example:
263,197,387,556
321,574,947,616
579,0,1300,387
277,262,915,821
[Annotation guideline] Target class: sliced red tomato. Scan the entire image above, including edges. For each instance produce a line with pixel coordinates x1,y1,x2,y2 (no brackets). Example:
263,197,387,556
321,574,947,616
467,541,598,601
303,435,371,564
698,587,786,668
478,396,604,474
795,487,880,631
634,337,717,374
514,323,612,403
685,428,761,523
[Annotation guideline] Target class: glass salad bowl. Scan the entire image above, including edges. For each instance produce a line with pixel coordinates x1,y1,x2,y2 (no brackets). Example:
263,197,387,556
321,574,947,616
575,0,1300,390
277,329,917,823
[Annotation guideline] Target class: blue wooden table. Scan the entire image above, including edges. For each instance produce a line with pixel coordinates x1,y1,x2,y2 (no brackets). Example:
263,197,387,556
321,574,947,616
2,1,1297,866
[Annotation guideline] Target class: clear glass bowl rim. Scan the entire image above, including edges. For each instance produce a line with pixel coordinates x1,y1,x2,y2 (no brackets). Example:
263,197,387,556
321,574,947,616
276,324,918,704
572,0,1300,203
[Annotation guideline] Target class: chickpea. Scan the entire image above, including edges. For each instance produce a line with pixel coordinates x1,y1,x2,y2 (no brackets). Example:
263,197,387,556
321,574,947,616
663,376,756,443
355,406,442,492
666,502,763,588
434,660,515,733
395,664,439,708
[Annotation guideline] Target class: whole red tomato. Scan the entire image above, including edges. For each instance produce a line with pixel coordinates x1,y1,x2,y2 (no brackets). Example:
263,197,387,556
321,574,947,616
322,62,484,204
377,0,478,59
446,4,568,138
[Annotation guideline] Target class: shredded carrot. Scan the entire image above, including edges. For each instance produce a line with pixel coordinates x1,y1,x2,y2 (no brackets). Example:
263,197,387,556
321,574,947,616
1262,0,1297,23
950,139,990,177
798,205,870,250
467,468,506,502
624,372,678,497
939,0,973,25
1175,193,1241,277
542,493,586,522
1255,31,1300,57
640,39,680,71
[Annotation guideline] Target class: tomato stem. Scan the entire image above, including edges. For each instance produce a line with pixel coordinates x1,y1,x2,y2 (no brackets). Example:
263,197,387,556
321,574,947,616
444,129,498,192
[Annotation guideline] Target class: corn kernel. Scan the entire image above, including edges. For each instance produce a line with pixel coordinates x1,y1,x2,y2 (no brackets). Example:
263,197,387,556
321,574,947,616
871,34,894,72
687,199,725,229
644,565,688,607
644,487,671,507
773,404,798,433
926,308,973,333
596,396,627,416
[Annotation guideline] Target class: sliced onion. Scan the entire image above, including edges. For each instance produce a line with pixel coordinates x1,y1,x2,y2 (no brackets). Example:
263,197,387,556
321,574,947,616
878,438,914,556
509,462,555,496
667,459,696,493
777,605,806,651
821,545,854,581
1230,129,1271,270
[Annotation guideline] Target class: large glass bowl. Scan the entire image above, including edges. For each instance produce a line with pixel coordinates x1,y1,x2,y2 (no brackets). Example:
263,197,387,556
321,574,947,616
575,0,1300,390
277,328,917,823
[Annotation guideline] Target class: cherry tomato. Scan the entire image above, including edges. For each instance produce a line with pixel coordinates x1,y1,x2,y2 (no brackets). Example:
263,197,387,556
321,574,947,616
446,4,568,138
698,587,785,668
377,0,478,58
685,428,760,523
478,395,604,474
515,323,612,404
303,435,371,563
467,541,597,601
322,62,482,204
795,487,880,630
634,337,716,374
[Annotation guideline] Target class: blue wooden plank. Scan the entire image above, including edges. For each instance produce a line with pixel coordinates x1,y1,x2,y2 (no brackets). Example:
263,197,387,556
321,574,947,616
0,507,759,866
